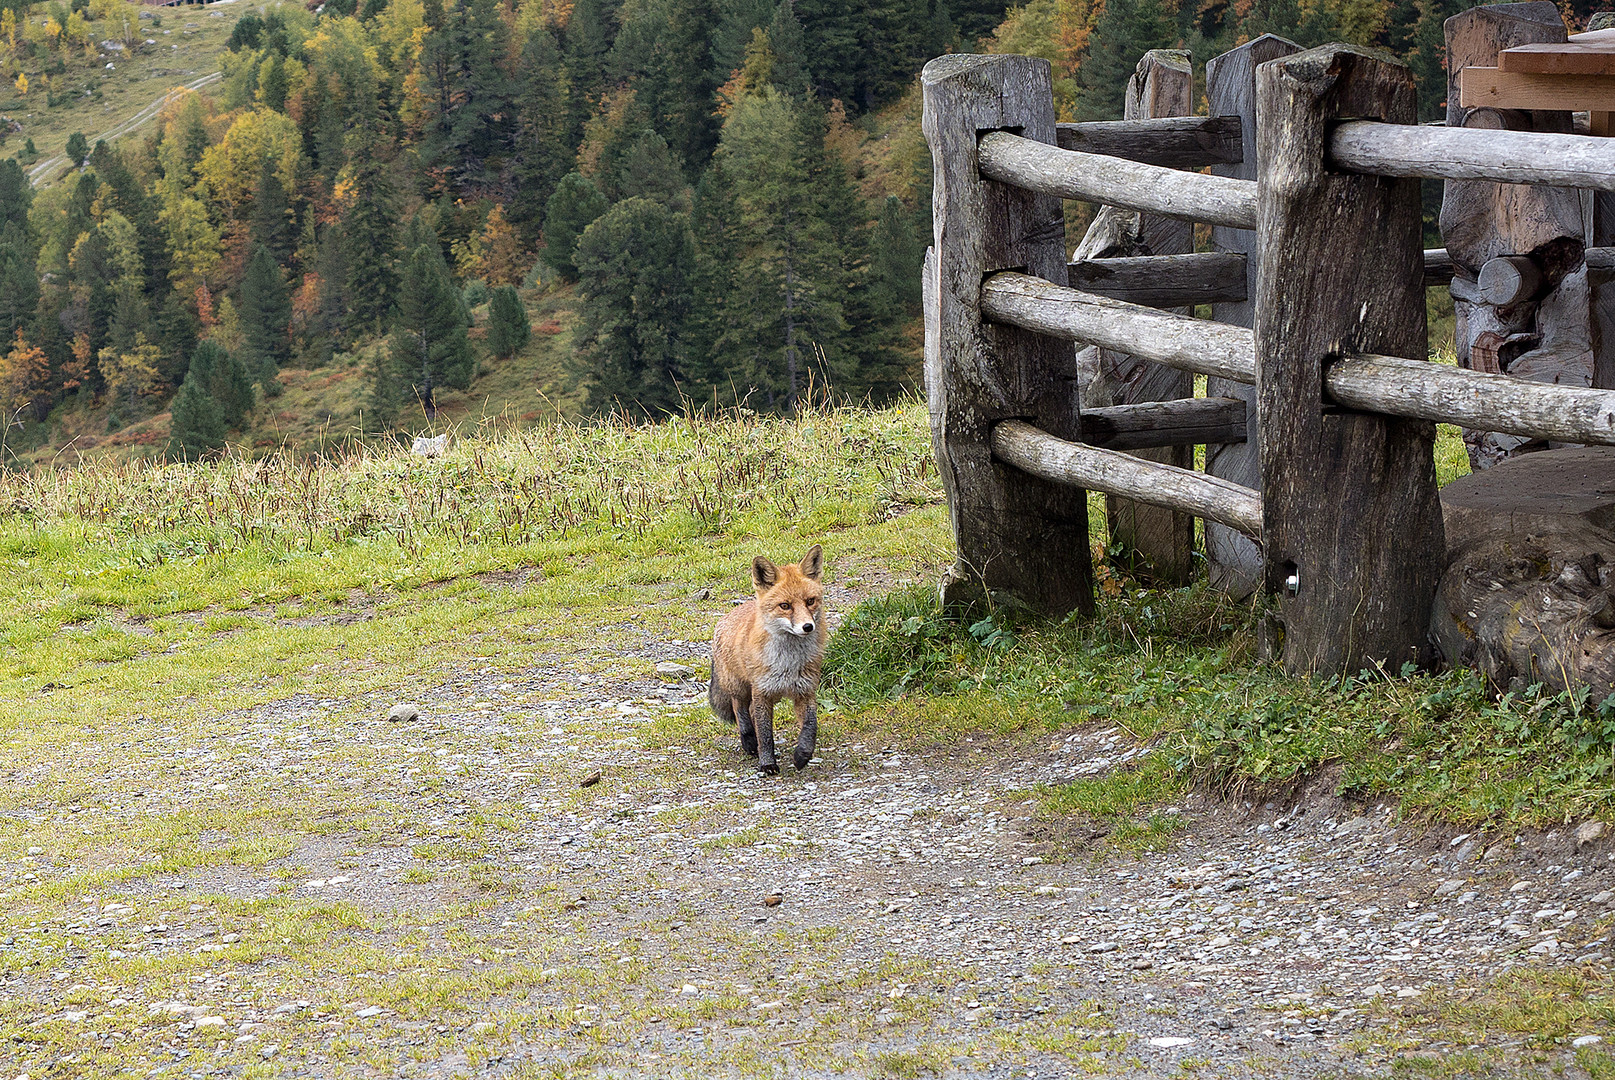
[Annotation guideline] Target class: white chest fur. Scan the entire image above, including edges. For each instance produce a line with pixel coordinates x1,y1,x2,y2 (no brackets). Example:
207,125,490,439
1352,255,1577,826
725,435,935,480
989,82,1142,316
755,630,820,698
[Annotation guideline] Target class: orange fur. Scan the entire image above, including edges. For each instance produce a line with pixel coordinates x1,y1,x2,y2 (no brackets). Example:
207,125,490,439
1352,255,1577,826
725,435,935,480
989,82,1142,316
709,545,826,774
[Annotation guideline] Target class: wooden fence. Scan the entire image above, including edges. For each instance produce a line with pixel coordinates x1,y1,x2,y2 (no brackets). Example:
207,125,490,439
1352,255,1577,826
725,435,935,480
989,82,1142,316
921,42,1615,678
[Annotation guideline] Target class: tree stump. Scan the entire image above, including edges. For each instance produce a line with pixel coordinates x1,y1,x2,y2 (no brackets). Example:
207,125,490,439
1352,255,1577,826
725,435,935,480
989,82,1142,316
1433,446,1615,697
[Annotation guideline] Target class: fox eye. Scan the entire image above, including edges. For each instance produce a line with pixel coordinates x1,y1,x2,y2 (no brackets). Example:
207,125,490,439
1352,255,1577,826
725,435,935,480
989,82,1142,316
778,602,791,610
805,597,817,607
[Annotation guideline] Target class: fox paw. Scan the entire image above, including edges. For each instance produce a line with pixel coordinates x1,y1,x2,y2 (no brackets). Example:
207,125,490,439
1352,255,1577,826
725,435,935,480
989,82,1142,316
759,760,781,776
740,732,759,757
793,748,812,770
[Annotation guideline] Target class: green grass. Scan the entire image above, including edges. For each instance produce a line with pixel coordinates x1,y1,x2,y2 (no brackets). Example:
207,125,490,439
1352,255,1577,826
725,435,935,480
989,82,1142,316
0,3,241,184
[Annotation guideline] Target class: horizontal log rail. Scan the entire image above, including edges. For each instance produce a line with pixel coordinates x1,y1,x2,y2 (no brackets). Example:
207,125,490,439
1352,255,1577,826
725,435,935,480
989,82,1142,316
1326,356,1615,446
982,271,1615,445
976,131,1259,229
1330,121,1615,191
1423,248,1455,287
1080,397,1248,449
1055,116,1243,169
980,272,1256,381
1068,252,1248,307
992,420,1264,539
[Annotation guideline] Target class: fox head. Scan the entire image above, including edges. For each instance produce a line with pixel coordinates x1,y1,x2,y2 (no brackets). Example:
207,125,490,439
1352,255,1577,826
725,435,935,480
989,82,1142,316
752,544,824,638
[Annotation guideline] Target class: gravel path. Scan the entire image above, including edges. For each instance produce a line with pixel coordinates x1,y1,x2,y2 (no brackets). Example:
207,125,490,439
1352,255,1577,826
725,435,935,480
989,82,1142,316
4,614,1611,1077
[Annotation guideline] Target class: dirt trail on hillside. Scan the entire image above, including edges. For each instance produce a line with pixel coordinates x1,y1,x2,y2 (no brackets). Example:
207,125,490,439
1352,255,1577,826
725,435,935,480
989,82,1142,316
26,72,221,186
6,596,1612,1078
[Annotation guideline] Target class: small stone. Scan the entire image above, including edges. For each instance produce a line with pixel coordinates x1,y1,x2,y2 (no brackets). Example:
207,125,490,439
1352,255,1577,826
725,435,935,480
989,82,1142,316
58,1011,88,1022
1333,817,1371,838
386,704,420,723
1087,941,1118,954
1592,891,1615,905
26,847,42,856
1149,1036,1195,1048
1022,856,1045,866
1510,880,1531,892
655,661,695,679
1132,959,1153,970
1433,880,1463,897
580,769,602,788
1578,821,1606,849
195,1016,226,1027
690,587,712,600
469,1021,496,1035
355,1005,383,1018
220,933,240,944
1208,935,1232,948
1395,987,1423,998
1212,1016,1234,1031
763,894,782,907
681,984,698,995
411,433,449,457
1576,1035,1604,1047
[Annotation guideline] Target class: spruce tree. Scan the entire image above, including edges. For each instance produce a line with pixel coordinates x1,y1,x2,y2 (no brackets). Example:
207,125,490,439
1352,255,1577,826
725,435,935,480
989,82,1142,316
390,240,474,417
575,197,696,417
186,340,255,429
239,245,292,397
1077,0,1177,121
342,155,399,335
542,173,609,281
249,162,294,268
868,195,923,323
65,132,88,168
167,372,226,460
766,0,810,96
486,285,531,359
510,23,572,241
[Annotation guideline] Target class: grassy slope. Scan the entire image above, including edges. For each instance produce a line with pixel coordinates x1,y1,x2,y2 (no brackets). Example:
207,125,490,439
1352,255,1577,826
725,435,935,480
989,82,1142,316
2,3,240,184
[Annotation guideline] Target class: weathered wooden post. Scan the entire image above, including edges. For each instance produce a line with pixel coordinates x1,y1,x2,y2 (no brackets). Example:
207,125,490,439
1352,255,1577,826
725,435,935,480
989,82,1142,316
922,54,1094,615
1074,49,1196,585
1254,45,1445,676
1442,2,1593,469
1204,35,1301,598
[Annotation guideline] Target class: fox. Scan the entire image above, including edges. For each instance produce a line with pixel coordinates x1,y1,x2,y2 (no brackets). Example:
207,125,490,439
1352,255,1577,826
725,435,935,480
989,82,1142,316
709,544,826,775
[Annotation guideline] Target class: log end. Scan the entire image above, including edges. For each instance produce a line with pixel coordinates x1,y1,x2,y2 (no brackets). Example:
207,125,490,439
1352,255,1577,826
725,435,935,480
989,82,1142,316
1434,446,1615,697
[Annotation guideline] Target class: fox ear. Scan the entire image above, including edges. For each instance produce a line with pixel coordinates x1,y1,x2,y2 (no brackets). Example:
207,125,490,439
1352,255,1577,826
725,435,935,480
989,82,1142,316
800,544,823,580
752,556,779,589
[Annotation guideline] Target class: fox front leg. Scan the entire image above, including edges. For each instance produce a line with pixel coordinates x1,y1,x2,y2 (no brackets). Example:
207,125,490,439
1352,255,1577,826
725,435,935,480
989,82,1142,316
792,697,818,771
733,696,758,757
751,698,779,775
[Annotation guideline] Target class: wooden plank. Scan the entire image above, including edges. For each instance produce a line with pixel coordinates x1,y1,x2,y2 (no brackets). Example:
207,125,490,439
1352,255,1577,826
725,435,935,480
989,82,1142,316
991,421,1263,540
1255,44,1445,677
920,54,1093,616
975,131,1258,229
1068,252,1248,306
1459,66,1615,111
1080,397,1248,449
1204,34,1301,598
1094,49,1197,586
1498,29,1615,75
1055,116,1243,169
980,272,1257,382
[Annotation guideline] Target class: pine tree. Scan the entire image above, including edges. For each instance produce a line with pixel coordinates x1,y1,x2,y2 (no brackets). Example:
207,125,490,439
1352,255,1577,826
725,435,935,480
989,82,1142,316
363,344,404,432
249,161,294,268
239,245,291,397
185,339,255,429
65,132,88,168
868,195,923,323
420,0,514,191
0,158,29,234
1077,0,1176,121
486,285,531,359
167,372,226,460
542,172,609,281
766,0,810,96
510,23,572,241
0,235,38,343
342,156,399,335
575,197,696,416
390,239,474,417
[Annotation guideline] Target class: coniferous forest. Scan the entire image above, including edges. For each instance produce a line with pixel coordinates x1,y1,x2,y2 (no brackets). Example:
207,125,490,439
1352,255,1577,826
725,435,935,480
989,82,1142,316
0,0,1609,459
